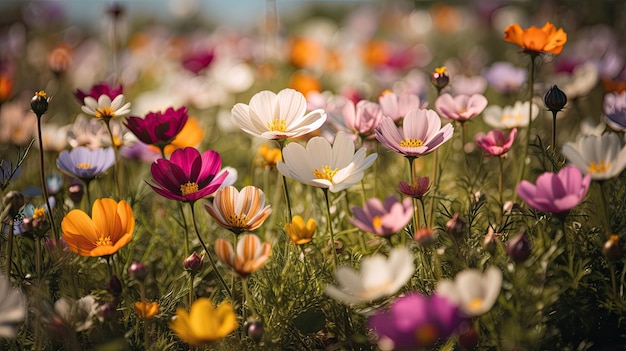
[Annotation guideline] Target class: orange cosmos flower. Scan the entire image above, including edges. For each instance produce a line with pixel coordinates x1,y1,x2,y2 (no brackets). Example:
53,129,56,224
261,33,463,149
215,233,271,277
134,301,159,319
61,198,134,257
159,118,204,155
504,22,567,55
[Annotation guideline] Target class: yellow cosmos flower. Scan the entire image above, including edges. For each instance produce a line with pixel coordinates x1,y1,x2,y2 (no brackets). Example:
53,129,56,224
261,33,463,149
160,118,204,155
134,301,159,319
169,298,237,346
61,198,134,257
285,215,316,245
504,22,567,55
257,144,282,169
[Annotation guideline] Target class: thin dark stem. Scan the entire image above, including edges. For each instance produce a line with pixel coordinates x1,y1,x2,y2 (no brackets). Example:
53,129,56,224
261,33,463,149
104,119,122,199
408,157,418,242
4,218,13,275
188,272,195,307
498,156,504,209
37,115,59,241
322,189,339,267
515,54,537,202
188,202,232,299
242,278,259,318
276,140,293,221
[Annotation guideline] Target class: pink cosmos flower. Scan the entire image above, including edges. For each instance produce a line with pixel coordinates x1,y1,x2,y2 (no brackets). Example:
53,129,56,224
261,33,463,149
475,128,518,157
75,82,123,103
349,195,413,237
375,109,454,158
341,99,383,138
148,147,228,202
378,90,427,122
435,93,488,122
516,165,591,214
398,176,430,199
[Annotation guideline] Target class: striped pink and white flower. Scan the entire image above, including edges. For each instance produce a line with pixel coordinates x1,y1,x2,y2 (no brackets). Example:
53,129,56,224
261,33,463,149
215,234,271,277
204,186,271,235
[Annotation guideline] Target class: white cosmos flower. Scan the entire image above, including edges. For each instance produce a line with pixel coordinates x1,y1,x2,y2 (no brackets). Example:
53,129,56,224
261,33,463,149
231,88,327,140
81,94,132,119
277,131,377,193
325,247,415,305
54,295,99,332
0,273,26,338
435,266,502,317
483,101,539,129
562,132,626,180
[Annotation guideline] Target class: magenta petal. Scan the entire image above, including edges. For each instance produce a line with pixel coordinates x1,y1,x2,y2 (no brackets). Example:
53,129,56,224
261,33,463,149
170,147,201,177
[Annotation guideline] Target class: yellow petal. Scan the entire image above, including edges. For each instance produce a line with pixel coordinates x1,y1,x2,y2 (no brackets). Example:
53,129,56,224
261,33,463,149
170,308,202,346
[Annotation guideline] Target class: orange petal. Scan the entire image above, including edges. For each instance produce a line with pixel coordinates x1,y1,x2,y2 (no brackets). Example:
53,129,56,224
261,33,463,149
522,26,549,52
503,23,524,47
92,199,122,241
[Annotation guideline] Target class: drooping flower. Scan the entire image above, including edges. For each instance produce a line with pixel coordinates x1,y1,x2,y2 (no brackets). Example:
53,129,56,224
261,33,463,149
325,247,414,305
231,88,327,140
504,22,567,55
604,91,626,132
375,109,454,158
285,215,317,245
475,128,518,157
434,93,488,122
561,133,626,180
436,266,502,317
277,131,377,193
215,233,271,277
53,295,99,332
61,198,134,257
204,185,272,235
398,176,430,199
56,147,115,183
75,82,123,103
148,147,228,202
483,62,527,94
81,94,131,120
349,195,413,237
516,165,591,213
341,99,384,139
134,301,159,319
125,106,189,149
368,292,463,350
0,273,26,338
169,298,237,346
378,90,427,122
482,101,539,129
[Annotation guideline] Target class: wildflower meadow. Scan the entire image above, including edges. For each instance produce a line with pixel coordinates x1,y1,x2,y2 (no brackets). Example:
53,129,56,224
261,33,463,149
1,1,626,350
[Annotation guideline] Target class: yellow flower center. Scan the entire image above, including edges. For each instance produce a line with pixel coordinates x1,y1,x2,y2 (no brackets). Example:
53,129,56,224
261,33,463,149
96,236,112,247
459,109,467,114
400,138,424,148
313,165,338,181
227,214,250,228
589,161,610,174
33,207,45,220
467,297,484,312
95,106,115,118
501,114,523,122
435,66,447,74
380,89,392,97
180,182,199,196
35,90,47,98
267,119,287,132
76,163,91,169
372,216,382,229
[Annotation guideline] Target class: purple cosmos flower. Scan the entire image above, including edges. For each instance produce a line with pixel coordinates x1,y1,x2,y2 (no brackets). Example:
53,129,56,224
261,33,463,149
604,91,626,132
56,147,115,182
378,90,427,122
475,128,518,157
75,82,123,103
119,142,160,163
483,62,527,94
148,147,228,202
125,106,189,148
398,176,430,199
349,195,413,237
341,99,383,138
375,109,454,158
516,165,591,214
368,293,463,350
181,49,215,75
435,93,488,122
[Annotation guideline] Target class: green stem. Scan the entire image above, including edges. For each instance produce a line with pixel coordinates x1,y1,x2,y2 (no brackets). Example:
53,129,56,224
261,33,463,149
408,157,419,233
178,202,189,258
322,189,339,267
4,215,13,275
516,54,537,200
36,114,59,241
428,149,439,227
242,278,259,318
35,237,42,279
551,110,558,159
104,119,122,199
277,140,293,221
499,156,504,209
418,198,428,228
188,202,232,299
83,179,92,214
189,272,195,307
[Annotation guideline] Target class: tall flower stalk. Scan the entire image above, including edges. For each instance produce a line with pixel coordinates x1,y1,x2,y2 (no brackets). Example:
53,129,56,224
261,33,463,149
323,188,339,267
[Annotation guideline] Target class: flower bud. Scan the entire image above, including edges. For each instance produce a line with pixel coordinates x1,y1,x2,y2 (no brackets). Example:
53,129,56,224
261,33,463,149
244,319,265,342
506,231,532,263
445,213,467,238
106,275,122,297
430,66,449,92
183,252,204,273
68,180,84,204
458,322,479,350
414,227,437,245
602,235,622,261
483,228,499,255
30,90,49,116
128,261,148,281
2,191,24,219
544,85,567,112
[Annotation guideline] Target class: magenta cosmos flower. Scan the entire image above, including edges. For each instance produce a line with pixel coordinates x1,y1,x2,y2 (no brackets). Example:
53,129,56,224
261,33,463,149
475,128,518,157
148,147,228,202
435,93,488,122
368,293,463,350
349,195,413,237
516,165,591,214
125,107,188,148
375,109,453,158
75,82,123,103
